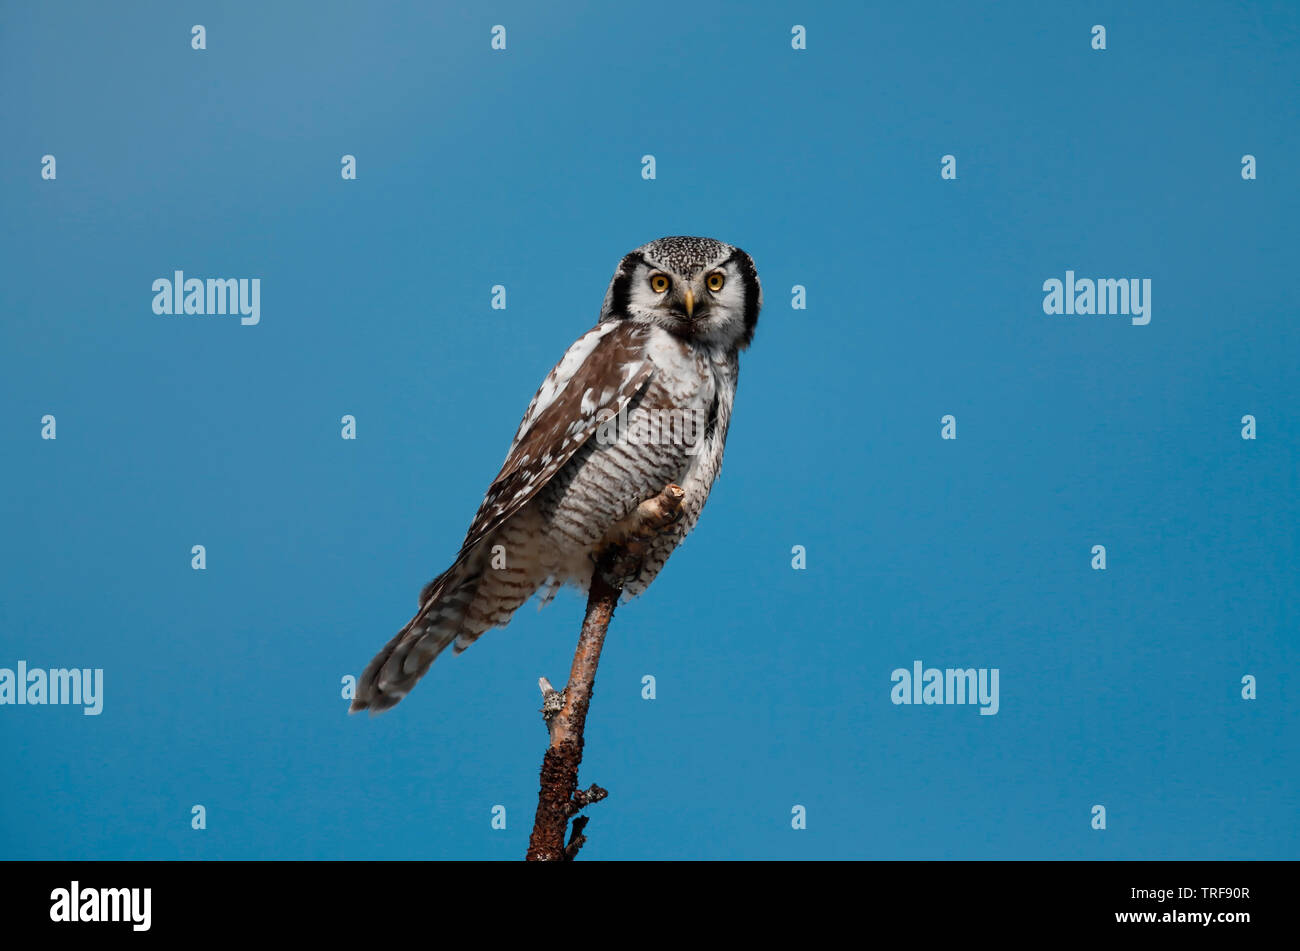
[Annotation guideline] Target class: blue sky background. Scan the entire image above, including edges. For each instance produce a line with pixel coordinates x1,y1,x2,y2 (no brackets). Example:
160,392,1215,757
1,0,1297,859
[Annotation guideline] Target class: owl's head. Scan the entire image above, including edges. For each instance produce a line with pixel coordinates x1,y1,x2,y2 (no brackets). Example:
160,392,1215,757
599,236,761,351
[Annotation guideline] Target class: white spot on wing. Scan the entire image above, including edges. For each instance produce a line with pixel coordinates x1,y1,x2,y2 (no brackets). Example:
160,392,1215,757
508,323,618,454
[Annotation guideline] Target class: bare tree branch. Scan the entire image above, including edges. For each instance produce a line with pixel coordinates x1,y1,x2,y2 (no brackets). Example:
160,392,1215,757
525,483,686,861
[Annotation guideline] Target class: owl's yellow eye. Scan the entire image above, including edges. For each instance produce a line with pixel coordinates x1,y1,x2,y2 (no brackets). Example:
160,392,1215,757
706,272,726,292
649,274,670,294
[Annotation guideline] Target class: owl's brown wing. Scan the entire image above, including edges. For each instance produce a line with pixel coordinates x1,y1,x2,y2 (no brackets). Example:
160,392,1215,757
350,320,657,714
449,319,657,564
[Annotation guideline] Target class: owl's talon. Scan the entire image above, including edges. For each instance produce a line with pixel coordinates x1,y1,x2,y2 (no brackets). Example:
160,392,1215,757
588,483,685,588
597,562,641,589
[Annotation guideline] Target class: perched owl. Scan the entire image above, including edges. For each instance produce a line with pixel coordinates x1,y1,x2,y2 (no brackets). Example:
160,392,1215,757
350,236,762,713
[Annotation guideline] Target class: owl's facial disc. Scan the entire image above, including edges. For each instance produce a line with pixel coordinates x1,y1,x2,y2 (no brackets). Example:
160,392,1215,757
645,270,710,322
601,237,761,350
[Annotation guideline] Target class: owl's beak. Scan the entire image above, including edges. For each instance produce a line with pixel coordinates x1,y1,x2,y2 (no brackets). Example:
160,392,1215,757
682,288,695,319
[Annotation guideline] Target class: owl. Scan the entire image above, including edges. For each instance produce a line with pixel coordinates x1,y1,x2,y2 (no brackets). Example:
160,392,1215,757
350,236,762,713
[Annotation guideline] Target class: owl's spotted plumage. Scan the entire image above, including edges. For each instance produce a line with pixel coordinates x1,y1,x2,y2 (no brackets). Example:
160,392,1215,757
351,236,762,714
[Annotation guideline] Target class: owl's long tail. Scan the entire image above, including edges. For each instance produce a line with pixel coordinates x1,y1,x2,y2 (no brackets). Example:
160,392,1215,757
349,558,484,714
350,533,548,714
